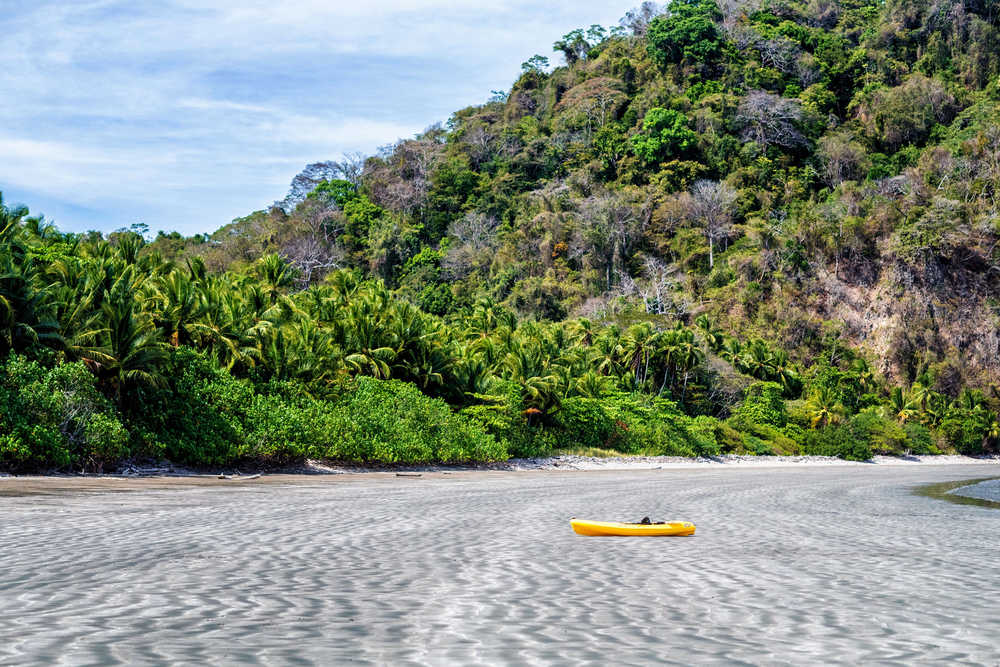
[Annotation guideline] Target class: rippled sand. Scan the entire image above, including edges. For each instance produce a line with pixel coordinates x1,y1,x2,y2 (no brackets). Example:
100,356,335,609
2,465,999,665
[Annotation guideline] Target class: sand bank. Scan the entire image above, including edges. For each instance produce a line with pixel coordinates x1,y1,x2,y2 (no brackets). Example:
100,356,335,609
1,464,998,664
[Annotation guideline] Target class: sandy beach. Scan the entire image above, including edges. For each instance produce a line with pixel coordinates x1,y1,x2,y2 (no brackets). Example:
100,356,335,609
2,463,999,664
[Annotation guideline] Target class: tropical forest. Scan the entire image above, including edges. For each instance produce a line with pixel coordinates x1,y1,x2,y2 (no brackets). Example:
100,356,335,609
2,0,1000,472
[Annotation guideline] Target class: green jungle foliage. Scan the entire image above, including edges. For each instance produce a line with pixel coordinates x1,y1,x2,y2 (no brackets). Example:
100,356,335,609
3,0,1000,470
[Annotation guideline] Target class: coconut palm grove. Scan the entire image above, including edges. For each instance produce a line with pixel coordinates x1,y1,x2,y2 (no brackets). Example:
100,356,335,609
2,0,999,471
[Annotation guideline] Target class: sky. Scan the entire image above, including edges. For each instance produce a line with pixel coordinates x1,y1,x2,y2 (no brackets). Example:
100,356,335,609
0,0,632,235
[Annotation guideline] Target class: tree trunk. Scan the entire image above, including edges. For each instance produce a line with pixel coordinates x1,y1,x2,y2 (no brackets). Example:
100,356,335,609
659,362,673,396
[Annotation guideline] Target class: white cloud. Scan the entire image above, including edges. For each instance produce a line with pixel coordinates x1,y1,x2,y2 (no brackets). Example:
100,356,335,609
0,0,631,234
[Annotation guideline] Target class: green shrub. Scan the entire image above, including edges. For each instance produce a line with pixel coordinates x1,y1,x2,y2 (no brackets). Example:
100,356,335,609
851,412,907,455
327,377,506,463
460,383,552,458
802,424,873,461
707,265,736,288
688,416,721,457
937,410,990,455
782,423,807,445
714,420,744,453
0,356,127,471
602,392,714,457
145,350,506,466
726,416,801,455
83,413,129,469
733,382,788,428
743,433,776,456
552,397,632,452
904,422,937,454
139,350,248,465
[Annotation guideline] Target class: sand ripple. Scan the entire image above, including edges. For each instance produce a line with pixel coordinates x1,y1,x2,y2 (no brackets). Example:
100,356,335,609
1,466,999,664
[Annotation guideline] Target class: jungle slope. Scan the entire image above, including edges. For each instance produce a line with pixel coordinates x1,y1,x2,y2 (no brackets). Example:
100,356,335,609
158,0,1000,392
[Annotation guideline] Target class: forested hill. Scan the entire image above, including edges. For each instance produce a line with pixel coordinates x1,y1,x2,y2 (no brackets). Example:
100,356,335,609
1,0,999,471
161,0,1000,390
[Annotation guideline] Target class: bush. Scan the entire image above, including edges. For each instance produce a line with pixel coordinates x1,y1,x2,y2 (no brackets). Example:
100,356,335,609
742,433,776,456
802,423,873,461
0,356,127,471
732,382,788,428
937,410,990,455
461,383,553,458
143,349,507,466
323,377,506,463
726,418,801,455
850,412,907,455
603,392,717,457
904,422,937,454
688,416,721,457
83,413,129,470
552,397,627,451
139,350,249,465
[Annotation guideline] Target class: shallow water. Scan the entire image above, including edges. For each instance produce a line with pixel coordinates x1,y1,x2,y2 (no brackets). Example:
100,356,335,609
916,476,1000,510
950,478,1000,504
1,465,999,665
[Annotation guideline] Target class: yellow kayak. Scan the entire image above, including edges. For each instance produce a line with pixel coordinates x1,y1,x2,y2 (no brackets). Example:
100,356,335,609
571,519,696,537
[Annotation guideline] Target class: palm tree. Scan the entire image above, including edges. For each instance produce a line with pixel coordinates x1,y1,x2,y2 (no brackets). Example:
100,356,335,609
807,385,843,428
620,322,659,389
503,341,560,416
741,339,775,380
342,299,397,379
770,349,801,397
849,358,875,394
591,335,622,377
22,215,59,243
887,386,917,423
257,254,297,304
694,314,724,352
0,192,29,235
955,389,986,412
96,268,169,409
569,318,596,347
114,234,144,266
909,381,935,416
672,328,705,404
155,270,206,347
0,251,62,355
985,415,1000,450
574,370,614,398
197,284,259,371
721,338,743,364
448,349,496,404
657,327,681,396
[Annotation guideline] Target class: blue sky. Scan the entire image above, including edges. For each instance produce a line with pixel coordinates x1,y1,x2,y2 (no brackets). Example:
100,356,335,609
0,0,632,235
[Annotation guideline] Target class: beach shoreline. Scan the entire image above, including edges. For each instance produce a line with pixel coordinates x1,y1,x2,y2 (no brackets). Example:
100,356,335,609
3,452,998,477
2,463,999,664
2,453,998,497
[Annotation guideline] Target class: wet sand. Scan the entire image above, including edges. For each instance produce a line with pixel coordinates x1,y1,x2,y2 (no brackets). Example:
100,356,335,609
2,465,999,665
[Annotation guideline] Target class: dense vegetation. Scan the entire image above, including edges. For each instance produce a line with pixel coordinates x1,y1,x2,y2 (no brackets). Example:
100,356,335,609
3,0,1000,471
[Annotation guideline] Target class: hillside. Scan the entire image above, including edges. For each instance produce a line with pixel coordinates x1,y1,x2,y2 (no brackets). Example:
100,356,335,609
157,0,1000,388
1,0,999,471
